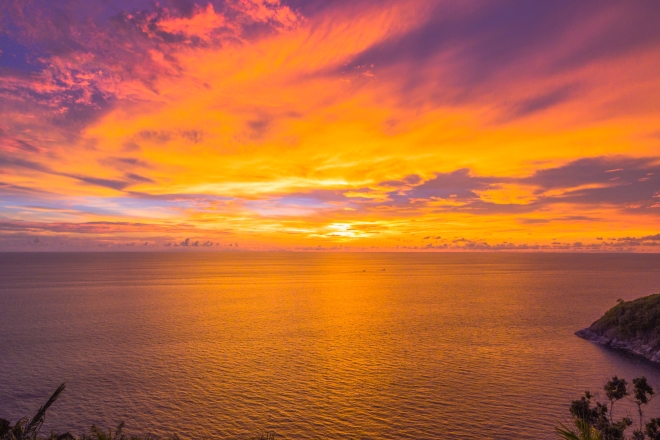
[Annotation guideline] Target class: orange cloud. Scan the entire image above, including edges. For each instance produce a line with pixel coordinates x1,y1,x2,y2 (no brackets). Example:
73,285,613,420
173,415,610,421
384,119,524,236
1,1,659,251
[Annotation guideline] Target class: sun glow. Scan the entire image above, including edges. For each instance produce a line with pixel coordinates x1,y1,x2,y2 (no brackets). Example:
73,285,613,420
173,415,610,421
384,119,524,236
1,1,659,251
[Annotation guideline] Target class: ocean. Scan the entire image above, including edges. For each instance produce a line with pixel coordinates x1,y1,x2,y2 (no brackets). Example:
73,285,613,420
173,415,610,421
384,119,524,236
1,252,659,439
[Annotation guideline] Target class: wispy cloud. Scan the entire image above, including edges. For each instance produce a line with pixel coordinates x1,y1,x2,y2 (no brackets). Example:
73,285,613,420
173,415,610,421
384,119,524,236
1,0,660,250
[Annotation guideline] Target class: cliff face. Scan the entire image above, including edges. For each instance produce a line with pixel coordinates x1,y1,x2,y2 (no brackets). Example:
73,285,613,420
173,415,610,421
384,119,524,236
575,328,660,363
575,294,660,364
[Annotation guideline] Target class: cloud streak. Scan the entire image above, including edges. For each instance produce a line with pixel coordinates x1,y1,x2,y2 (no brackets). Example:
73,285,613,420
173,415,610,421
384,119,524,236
1,1,660,250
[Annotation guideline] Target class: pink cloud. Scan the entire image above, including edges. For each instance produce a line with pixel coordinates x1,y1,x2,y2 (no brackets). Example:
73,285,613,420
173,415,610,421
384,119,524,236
229,0,301,28
158,4,231,41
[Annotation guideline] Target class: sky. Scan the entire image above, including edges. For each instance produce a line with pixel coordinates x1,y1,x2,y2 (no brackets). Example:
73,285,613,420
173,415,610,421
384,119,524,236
1,0,659,252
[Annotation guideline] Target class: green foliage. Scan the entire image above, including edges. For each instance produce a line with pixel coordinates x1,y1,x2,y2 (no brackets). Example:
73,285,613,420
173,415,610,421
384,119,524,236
605,377,629,402
646,418,660,440
634,378,655,405
591,294,660,345
560,376,660,440
557,419,603,440
0,384,66,440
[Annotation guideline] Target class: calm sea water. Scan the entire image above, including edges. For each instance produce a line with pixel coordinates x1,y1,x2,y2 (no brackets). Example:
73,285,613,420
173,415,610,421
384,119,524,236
1,252,659,439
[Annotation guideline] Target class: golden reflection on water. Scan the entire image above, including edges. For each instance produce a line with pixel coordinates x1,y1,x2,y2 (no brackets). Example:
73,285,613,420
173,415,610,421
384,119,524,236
1,253,660,439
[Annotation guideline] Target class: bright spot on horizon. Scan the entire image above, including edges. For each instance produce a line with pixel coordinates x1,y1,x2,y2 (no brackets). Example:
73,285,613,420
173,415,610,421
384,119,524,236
1,0,659,251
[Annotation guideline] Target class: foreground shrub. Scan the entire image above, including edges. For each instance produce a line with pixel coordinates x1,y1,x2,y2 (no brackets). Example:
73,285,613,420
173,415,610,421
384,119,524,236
558,376,659,440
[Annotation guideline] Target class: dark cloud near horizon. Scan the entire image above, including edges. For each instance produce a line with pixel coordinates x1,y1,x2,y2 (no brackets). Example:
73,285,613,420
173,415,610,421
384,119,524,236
0,219,200,235
4,152,648,216
523,157,659,189
1,0,660,247
522,157,660,207
247,155,660,217
0,180,54,197
399,169,498,200
518,216,600,225
400,156,660,213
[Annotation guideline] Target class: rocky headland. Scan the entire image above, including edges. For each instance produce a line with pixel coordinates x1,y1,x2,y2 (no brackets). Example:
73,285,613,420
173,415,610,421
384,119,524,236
576,293,660,364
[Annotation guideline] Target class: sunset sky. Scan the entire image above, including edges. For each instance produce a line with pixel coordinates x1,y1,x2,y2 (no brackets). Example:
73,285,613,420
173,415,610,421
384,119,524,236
1,0,659,251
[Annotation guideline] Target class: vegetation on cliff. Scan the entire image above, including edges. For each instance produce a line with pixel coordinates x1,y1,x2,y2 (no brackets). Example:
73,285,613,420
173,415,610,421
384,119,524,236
588,294,660,345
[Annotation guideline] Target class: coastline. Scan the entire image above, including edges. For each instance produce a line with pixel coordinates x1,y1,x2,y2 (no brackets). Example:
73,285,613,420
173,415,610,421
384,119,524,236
576,328,660,364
